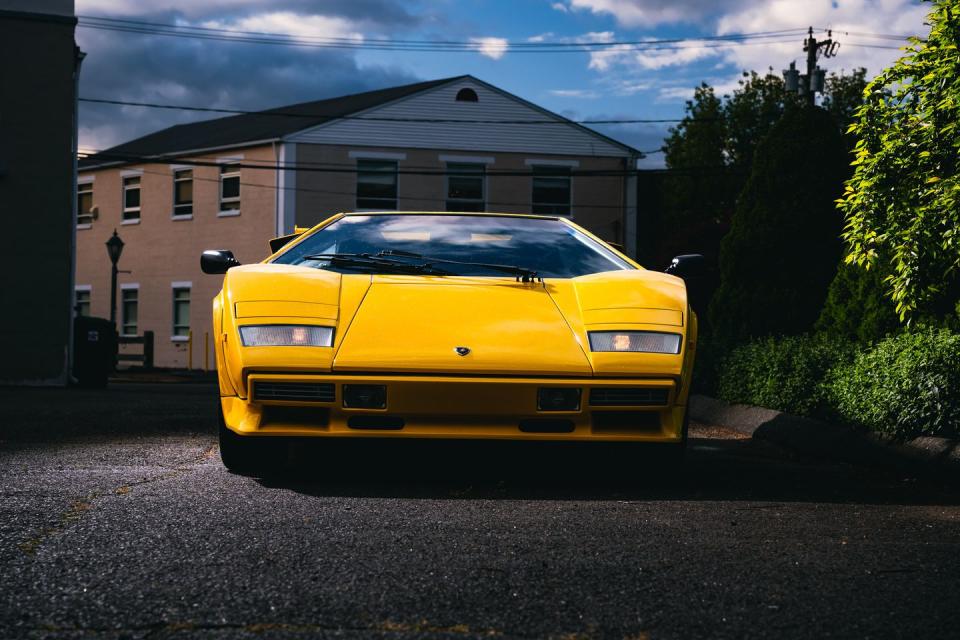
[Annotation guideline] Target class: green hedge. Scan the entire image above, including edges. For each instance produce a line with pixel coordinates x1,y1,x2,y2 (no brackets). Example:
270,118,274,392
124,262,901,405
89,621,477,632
708,329,960,439
715,334,854,417
828,329,960,439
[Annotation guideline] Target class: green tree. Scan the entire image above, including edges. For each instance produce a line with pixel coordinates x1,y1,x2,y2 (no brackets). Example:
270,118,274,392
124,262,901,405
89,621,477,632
815,261,901,342
710,106,849,343
724,69,799,170
839,0,960,322
821,68,868,147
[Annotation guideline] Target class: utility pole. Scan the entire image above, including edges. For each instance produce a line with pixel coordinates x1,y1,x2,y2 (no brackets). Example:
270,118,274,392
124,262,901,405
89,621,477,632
783,27,840,105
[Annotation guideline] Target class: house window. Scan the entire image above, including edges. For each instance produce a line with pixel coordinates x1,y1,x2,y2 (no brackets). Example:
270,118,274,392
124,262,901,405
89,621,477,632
173,169,193,217
122,176,141,221
121,286,138,336
356,160,398,210
219,163,240,214
446,163,485,212
455,88,479,102
77,181,94,225
172,286,191,337
74,288,91,317
531,166,572,216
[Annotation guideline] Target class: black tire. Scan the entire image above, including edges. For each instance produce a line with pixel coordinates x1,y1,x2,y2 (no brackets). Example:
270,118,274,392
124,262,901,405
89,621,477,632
218,406,285,476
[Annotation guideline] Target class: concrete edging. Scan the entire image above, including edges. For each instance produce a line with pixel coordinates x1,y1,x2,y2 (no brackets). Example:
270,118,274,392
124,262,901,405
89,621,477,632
689,394,960,479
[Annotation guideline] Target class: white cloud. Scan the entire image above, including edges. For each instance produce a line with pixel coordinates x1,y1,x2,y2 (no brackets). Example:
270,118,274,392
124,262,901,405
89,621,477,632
549,89,600,98
470,37,509,59
589,40,719,71
714,0,927,81
201,11,364,42
566,0,728,28
551,2,569,13
527,32,555,43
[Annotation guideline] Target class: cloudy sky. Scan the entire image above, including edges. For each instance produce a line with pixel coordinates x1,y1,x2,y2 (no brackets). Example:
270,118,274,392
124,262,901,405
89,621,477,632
76,0,930,167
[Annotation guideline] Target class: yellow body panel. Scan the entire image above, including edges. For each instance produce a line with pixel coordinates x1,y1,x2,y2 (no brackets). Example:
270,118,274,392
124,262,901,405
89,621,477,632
212,212,697,443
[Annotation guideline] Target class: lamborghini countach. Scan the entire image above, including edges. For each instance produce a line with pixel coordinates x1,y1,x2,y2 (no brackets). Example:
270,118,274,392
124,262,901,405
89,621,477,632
201,212,701,474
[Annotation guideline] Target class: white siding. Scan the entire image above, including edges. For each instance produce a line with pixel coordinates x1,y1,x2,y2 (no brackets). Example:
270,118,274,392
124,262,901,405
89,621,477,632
285,79,632,158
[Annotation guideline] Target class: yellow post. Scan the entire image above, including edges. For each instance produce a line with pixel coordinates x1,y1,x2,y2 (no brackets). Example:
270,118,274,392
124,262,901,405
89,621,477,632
204,332,210,372
187,329,193,371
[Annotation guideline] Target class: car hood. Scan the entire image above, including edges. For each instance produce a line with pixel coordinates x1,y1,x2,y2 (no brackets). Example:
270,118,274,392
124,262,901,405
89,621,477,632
333,276,593,376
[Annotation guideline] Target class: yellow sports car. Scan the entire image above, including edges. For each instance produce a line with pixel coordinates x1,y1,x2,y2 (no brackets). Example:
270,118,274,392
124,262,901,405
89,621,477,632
201,212,701,474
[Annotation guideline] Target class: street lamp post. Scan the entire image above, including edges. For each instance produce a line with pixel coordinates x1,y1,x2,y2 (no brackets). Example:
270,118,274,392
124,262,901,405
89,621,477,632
105,229,125,327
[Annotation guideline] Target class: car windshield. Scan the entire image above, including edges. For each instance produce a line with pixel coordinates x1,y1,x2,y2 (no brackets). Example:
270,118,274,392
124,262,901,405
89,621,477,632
272,214,634,278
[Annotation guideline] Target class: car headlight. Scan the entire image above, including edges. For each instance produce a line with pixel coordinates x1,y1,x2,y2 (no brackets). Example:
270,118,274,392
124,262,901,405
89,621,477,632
588,331,681,354
239,325,333,347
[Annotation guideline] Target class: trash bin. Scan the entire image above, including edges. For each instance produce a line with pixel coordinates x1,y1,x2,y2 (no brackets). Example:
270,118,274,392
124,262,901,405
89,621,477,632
73,316,118,388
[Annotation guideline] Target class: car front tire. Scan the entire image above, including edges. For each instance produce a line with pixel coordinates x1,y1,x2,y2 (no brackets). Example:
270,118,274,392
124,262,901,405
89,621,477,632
218,405,285,476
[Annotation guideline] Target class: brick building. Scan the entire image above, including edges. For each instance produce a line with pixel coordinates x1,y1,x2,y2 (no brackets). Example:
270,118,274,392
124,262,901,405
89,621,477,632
77,76,641,368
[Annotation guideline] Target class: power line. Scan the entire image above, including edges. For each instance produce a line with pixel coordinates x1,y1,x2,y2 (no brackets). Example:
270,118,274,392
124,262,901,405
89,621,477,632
76,15,809,52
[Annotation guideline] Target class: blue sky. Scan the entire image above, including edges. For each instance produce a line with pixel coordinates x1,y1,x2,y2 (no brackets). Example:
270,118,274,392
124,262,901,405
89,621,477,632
76,1,929,167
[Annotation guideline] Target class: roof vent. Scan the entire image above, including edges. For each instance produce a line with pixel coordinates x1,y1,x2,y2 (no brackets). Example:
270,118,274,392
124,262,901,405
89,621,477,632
455,88,479,102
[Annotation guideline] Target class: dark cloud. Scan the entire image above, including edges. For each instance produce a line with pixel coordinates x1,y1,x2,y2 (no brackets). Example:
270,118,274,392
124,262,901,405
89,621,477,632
76,3,429,150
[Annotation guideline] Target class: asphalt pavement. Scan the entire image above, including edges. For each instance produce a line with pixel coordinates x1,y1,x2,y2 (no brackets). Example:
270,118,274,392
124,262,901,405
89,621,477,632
1,383,958,639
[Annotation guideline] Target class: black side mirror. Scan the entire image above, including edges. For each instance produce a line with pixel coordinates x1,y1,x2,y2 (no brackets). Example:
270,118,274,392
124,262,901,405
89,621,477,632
665,254,705,280
201,250,241,275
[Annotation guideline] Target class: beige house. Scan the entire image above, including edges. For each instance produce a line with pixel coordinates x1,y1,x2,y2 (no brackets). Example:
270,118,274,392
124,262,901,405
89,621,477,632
77,76,641,368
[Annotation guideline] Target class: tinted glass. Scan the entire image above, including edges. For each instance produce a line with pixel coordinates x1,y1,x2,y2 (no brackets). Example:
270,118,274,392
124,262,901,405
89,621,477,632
273,214,633,278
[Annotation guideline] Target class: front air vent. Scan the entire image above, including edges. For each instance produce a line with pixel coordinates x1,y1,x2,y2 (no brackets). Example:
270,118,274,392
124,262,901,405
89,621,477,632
253,381,336,403
589,388,669,406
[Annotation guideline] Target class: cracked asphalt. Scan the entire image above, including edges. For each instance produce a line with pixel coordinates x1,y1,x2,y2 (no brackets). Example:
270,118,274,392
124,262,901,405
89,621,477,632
1,383,958,639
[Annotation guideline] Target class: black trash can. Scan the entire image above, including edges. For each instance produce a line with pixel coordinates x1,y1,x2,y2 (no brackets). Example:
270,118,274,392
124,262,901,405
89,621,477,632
73,316,118,388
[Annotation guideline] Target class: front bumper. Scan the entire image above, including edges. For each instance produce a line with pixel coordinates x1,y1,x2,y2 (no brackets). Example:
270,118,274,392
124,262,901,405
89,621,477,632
221,373,687,442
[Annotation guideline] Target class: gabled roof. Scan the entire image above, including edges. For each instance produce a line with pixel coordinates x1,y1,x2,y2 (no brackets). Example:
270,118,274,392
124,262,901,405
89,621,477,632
80,74,639,170
80,76,464,169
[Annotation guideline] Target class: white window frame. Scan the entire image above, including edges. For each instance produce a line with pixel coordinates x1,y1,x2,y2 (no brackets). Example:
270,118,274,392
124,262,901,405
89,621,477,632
121,171,143,224
171,165,194,220
74,285,92,317
77,177,94,229
119,283,139,337
218,161,241,217
171,282,192,341
445,162,486,212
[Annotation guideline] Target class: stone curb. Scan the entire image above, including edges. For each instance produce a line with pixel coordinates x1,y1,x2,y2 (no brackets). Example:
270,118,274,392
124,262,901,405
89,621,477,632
690,394,960,479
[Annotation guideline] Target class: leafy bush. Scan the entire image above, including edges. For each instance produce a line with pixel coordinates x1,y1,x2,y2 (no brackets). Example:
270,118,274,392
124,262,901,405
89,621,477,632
716,334,855,417
710,106,849,344
816,261,901,343
828,329,960,439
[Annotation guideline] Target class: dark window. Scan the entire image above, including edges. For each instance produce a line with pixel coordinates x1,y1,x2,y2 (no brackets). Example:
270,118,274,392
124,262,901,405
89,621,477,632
75,289,91,317
356,160,398,210
173,169,193,217
273,214,633,279
220,164,240,213
77,181,94,225
121,288,138,336
455,88,479,102
531,166,571,216
172,287,190,337
122,176,141,221
446,163,485,212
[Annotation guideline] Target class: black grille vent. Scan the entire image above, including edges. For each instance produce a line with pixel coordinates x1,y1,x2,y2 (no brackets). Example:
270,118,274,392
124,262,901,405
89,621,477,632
589,387,669,406
253,381,336,403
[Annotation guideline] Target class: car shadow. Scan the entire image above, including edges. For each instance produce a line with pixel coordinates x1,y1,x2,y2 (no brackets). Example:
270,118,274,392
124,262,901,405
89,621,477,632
256,436,960,506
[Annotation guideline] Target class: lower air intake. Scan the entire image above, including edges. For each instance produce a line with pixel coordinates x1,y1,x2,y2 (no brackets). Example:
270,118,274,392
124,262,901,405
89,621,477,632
589,388,669,406
253,381,336,403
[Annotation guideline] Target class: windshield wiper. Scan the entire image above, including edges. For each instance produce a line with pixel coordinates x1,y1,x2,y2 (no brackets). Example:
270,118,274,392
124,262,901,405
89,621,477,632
377,249,542,283
301,253,451,276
